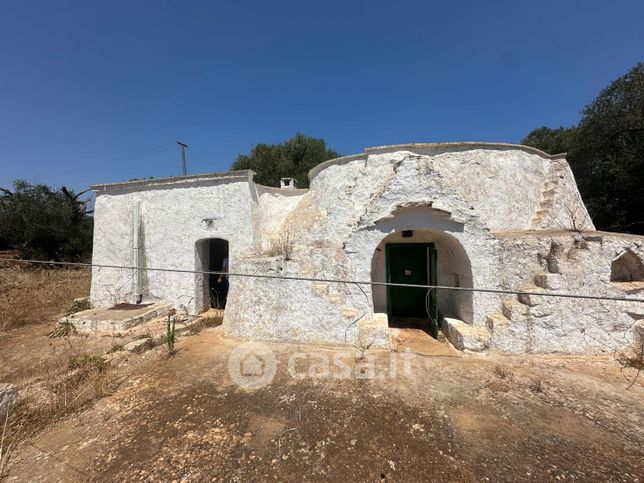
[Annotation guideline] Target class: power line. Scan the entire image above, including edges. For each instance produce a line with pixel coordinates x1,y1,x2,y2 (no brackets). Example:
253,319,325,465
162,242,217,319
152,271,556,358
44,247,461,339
34,142,177,182
1,258,643,304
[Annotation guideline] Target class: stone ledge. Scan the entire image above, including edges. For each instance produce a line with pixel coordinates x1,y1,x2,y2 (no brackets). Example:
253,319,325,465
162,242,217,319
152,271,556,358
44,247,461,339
485,313,510,333
60,303,173,335
534,273,564,290
444,318,491,352
123,338,154,353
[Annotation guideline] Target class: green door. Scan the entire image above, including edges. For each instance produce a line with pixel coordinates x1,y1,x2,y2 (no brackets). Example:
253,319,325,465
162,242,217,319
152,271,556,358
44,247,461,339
386,243,439,336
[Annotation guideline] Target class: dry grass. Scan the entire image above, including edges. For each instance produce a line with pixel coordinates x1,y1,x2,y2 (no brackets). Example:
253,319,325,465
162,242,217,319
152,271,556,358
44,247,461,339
0,336,118,477
617,339,644,389
263,228,295,260
493,364,514,380
0,264,116,476
0,265,90,330
198,309,224,326
185,309,224,336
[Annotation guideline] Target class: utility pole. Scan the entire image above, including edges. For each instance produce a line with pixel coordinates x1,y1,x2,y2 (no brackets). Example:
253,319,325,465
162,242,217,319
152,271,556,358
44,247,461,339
177,141,188,176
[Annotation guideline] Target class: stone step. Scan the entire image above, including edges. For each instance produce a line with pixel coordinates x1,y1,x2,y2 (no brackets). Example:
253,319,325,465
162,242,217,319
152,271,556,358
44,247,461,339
502,299,528,321
485,313,510,332
542,188,557,197
517,283,544,306
534,273,564,290
443,318,490,351
540,199,554,209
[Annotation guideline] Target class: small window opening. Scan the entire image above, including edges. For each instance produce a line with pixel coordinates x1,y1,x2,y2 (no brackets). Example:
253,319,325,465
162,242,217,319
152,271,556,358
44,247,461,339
402,230,413,238
611,249,644,282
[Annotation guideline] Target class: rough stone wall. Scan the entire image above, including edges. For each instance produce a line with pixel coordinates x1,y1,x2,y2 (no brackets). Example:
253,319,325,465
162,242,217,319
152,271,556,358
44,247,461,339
224,147,575,345
91,144,635,354
223,146,638,352
490,231,644,354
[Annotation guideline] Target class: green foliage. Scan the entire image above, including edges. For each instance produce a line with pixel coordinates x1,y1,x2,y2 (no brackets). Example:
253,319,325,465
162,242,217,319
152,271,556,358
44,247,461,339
166,315,176,354
231,133,341,188
48,321,78,338
0,180,93,260
570,63,644,234
66,297,91,315
68,354,109,373
109,343,124,353
522,63,644,234
522,126,576,155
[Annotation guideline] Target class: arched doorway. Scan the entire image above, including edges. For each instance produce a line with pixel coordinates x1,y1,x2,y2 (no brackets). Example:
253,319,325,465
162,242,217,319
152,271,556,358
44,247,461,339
371,229,473,336
196,238,229,310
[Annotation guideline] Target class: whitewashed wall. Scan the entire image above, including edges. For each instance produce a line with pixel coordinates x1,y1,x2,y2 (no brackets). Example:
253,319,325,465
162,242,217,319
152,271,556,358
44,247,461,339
91,172,257,313
90,144,642,354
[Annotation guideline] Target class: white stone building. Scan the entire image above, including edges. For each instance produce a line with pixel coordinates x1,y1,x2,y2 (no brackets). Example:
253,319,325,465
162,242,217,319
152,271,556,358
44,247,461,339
90,143,644,354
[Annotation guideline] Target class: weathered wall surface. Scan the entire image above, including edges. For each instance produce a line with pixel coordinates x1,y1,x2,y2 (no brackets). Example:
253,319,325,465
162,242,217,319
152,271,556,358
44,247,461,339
224,146,578,345
91,172,257,313
223,146,640,353
489,231,644,354
91,144,641,354
252,185,307,252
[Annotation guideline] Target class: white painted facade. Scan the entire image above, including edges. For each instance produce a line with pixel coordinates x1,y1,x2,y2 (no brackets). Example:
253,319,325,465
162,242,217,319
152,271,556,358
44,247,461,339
90,143,644,354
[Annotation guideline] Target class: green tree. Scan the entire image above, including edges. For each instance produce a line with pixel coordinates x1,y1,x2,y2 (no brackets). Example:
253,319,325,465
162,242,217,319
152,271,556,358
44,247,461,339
0,180,93,261
522,126,576,155
231,133,341,188
570,63,644,234
523,63,644,234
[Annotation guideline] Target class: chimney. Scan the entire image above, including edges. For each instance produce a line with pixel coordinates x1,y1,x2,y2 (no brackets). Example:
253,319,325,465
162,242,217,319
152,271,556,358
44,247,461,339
280,178,296,189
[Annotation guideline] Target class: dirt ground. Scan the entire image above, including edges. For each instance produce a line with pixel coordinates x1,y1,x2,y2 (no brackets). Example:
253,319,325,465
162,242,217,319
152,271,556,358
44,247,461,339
2,325,643,482
1,267,642,482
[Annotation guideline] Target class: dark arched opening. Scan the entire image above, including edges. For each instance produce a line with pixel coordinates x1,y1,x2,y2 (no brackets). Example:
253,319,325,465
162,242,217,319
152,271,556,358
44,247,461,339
370,228,473,336
196,238,229,310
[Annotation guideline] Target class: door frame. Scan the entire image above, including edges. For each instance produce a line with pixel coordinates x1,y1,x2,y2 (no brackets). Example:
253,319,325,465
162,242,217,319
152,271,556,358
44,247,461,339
385,242,440,336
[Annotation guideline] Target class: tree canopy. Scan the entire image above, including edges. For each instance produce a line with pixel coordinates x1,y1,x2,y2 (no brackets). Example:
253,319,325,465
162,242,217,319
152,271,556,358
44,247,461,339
521,126,576,156
0,180,93,261
522,63,644,234
231,133,341,188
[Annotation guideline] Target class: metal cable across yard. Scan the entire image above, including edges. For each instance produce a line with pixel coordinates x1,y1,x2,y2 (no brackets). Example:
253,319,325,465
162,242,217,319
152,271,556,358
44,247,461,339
1,257,643,304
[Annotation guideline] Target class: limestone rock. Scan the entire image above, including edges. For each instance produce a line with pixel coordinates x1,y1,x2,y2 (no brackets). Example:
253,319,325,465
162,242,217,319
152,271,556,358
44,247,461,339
356,314,389,349
502,299,528,321
517,284,544,307
0,383,19,415
534,273,564,290
485,313,510,332
123,337,153,353
444,318,490,351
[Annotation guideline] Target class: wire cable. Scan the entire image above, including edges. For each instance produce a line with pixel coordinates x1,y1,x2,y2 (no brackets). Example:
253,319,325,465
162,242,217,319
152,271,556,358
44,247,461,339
34,142,177,182
1,258,643,304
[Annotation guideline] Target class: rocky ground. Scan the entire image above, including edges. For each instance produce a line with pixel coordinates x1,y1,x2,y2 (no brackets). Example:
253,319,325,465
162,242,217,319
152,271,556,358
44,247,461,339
2,325,643,482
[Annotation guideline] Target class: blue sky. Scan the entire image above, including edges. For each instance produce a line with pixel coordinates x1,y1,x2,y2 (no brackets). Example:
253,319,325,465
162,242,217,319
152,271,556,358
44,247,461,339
1,0,642,192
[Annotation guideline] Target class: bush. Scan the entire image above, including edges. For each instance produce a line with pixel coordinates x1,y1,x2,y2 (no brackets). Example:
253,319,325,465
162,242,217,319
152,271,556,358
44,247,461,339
0,180,93,261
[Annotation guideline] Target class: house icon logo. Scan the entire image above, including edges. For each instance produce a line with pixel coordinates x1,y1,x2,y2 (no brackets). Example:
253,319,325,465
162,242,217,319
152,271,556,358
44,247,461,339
228,342,277,389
